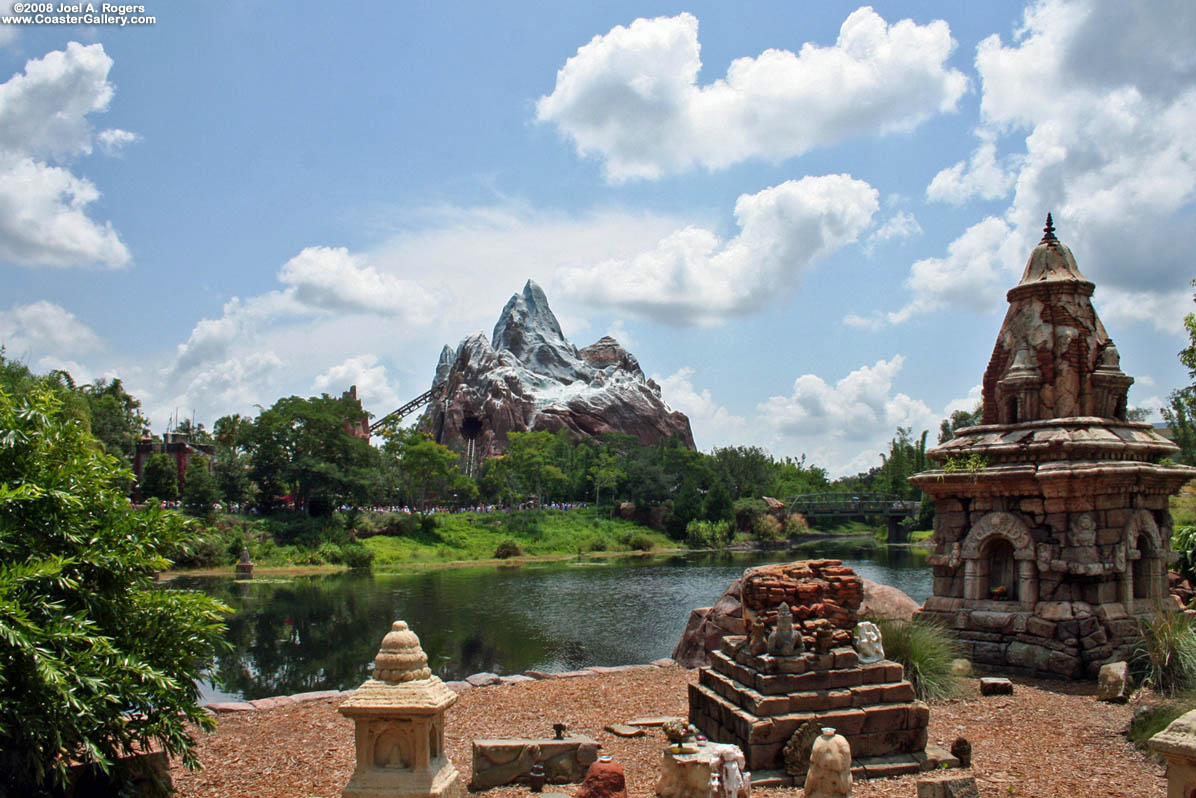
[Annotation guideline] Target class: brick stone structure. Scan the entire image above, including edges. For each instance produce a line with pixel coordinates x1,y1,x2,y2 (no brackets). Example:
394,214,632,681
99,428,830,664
688,561,931,782
911,216,1196,679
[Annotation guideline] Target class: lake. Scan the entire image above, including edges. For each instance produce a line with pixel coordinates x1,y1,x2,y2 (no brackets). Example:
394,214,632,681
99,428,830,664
169,539,931,702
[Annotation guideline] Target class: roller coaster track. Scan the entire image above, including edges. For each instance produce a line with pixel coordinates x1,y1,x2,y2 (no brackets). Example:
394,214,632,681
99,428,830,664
369,384,442,433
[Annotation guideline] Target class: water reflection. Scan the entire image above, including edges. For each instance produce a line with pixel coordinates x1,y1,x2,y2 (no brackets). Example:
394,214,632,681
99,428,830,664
168,543,930,701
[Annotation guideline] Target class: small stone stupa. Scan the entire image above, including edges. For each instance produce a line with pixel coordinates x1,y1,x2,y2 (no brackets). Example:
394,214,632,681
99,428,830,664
911,215,1196,678
339,621,461,798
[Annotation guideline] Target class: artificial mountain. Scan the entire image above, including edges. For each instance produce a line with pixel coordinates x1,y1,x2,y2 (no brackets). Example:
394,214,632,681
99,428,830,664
424,280,694,463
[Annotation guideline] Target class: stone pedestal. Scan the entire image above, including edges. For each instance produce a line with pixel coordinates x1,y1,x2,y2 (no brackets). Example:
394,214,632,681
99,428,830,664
1149,709,1196,798
339,621,461,798
688,561,930,782
469,736,599,789
235,548,254,580
656,743,748,798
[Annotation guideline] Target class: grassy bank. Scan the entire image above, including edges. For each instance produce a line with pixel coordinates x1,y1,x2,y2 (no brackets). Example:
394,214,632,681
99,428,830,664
363,508,672,566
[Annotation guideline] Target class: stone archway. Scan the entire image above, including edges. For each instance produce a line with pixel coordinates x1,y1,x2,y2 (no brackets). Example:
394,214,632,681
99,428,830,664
1123,509,1163,612
961,512,1038,608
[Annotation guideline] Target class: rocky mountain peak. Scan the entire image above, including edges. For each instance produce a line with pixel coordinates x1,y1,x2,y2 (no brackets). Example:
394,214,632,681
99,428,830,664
490,279,586,383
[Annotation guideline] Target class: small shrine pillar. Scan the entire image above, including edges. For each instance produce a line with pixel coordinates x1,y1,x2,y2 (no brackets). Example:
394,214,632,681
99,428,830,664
339,621,461,798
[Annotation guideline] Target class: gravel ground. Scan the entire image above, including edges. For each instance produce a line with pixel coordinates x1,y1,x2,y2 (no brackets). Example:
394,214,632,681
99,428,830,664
171,667,1165,798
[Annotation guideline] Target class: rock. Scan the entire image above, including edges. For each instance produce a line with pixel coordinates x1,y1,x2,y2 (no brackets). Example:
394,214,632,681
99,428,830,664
1097,660,1132,703
575,758,626,798
979,677,1013,695
916,774,979,798
426,281,694,461
466,671,503,687
205,701,255,713
652,657,677,668
859,577,920,621
603,724,645,738
1148,708,1196,798
949,736,972,768
949,658,973,677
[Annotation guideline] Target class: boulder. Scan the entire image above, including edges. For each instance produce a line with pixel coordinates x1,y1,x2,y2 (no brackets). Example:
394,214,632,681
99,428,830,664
979,677,1013,696
1096,660,1131,703
425,281,694,460
859,578,920,621
916,774,979,798
575,759,626,798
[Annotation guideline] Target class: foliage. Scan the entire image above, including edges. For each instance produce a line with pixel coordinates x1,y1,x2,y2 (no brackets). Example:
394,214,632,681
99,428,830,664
381,429,475,513
783,513,810,536
493,539,523,559
1162,389,1196,465
212,447,253,507
486,431,568,506
732,498,769,532
711,446,776,499
626,533,655,551
942,452,989,474
0,385,230,793
752,514,783,542
685,519,734,549
182,455,221,518
242,393,381,515
1173,525,1196,583
938,405,983,444
873,617,963,701
1131,608,1196,695
139,452,179,501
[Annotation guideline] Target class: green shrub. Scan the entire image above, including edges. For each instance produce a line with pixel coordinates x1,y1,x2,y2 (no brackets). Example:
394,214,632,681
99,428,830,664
339,543,375,569
752,514,783,542
1173,525,1196,584
784,513,810,536
1132,608,1196,695
874,617,963,701
494,539,523,559
685,519,732,548
0,385,230,793
627,533,655,551
317,541,343,564
733,498,768,532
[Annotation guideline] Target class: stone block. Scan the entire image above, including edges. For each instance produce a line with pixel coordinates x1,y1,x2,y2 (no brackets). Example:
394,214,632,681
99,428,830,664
916,774,980,798
908,702,930,729
1046,650,1082,677
862,704,909,733
970,610,1014,632
851,685,888,706
1096,602,1128,621
824,689,853,709
979,677,1013,695
1026,616,1056,637
1019,498,1044,514
1081,627,1109,648
833,648,859,669
1044,498,1069,513
788,691,830,713
1097,661,1132,703
972,641,1005,664
816,708,866,736
919,743,960,771
884,682,917,703
1096,493,1125,510
1038,601,1073,620
822,668,864,689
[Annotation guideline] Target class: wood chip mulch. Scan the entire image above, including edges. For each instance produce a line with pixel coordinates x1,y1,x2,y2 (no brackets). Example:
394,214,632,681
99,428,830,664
171,667,1166,798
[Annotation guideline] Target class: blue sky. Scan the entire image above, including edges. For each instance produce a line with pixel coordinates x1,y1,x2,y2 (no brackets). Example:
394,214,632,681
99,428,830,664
2,0,1194,475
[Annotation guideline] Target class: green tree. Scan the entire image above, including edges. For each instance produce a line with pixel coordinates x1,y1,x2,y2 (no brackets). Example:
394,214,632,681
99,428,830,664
1163,389,1196,464
489,431,567,506
382,430,475,513
0,384,229,793
140,452,179,502
182,455,221,518
711,446,775,499
588,453,625,512
243,394,381,515
938,405,983,444
213,446,253,507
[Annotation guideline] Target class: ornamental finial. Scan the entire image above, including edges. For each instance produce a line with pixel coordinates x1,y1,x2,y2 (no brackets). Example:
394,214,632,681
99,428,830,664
1041,213,1057,244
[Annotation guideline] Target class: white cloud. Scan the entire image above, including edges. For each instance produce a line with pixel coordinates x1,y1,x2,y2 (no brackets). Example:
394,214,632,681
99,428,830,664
654,367,746,449
871,0,1196,328
312,354,401,412
277,246,439,320
536,8,968,181
559,175,879,325
96,128,140,156
0,299,102,356
926,131,1016,204
867,210,922,247
757,356,937,476
0,42,131,268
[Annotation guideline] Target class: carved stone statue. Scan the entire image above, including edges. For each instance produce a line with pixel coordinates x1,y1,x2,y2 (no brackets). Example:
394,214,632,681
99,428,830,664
747,619,768,656
853,621,884,664
804,728,852,798
713,744,750,798
766,603,800,656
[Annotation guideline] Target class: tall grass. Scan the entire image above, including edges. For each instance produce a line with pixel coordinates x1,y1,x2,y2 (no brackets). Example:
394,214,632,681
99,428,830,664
874,616,964,701
1132,608,1196,695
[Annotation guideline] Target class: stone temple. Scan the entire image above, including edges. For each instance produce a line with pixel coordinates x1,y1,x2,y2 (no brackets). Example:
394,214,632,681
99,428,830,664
911,215,1195,679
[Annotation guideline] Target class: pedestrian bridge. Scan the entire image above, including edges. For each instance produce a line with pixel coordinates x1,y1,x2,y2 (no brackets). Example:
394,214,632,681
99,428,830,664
786,492,921,542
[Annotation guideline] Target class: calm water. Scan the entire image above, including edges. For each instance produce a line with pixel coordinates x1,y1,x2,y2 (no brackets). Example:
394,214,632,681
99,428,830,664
169,540,930,702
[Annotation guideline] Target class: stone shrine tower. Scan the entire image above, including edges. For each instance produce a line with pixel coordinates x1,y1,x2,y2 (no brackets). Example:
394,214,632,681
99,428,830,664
911,215,1195,679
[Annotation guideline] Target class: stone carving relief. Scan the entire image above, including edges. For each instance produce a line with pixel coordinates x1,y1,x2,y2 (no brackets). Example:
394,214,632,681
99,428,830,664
375,728,411,769
960,512,1034,561
766,604,800,656
1069,513,1096,547
853,621,884,664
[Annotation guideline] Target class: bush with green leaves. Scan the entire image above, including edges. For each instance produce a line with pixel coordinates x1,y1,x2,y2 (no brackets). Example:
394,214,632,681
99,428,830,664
1173,525,1196,585
494,539,523,559
1132,608,1196,695
0,385,231,793
752,514,783,542
873,616,963,701
626,533,655,551
685,519,732,548
783,513,810,536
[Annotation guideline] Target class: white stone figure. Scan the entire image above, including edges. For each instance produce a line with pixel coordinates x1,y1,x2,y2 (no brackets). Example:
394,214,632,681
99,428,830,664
853,621,884,664
713,744,750,798
804,728,851,798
